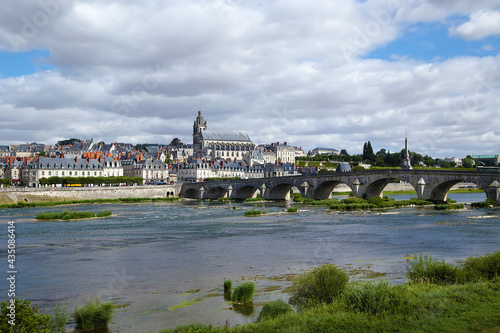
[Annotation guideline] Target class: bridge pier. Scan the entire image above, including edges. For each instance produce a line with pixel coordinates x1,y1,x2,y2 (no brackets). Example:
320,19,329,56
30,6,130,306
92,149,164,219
486,181,500,205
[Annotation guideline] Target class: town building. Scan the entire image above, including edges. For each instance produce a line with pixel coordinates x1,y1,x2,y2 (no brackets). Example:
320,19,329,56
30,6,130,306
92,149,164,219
311,147,340,156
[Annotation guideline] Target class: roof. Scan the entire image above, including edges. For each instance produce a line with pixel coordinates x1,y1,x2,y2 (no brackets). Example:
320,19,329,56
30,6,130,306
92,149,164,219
313,147,339,152
202,130,252,142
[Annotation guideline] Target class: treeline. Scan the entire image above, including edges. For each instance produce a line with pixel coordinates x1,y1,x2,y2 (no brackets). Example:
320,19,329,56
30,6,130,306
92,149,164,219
38,176,143,186
0,178,12,186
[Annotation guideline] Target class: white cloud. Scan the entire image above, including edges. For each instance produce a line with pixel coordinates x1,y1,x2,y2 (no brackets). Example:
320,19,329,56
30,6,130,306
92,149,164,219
0,0,499,157
450,9,500,40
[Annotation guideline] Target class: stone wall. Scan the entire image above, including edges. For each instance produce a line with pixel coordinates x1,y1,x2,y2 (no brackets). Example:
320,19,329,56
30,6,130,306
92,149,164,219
0,185,181,204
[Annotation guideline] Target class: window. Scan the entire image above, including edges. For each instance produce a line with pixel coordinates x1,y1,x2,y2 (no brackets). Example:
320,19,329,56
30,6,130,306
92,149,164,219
41,171,44,176
48,171,52,176
62,171,65,176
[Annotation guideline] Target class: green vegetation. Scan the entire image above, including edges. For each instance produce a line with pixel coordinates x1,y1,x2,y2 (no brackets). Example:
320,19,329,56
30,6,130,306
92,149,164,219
0,178,11,186
472,198,497,208
407,251,500,284
0,196,179,209
434,203,465,210
49,302,69,333
0,299,51,333
96,210,113,217
162,252,500,333
244,210,262,217
258,300,293,322
244,197,265,202
38,176,143,186
224,279,233,294
232,282,256,304
289,263,349,311
287,207,298,213
217,197,232,202
35,210,113,220
72,299,115,331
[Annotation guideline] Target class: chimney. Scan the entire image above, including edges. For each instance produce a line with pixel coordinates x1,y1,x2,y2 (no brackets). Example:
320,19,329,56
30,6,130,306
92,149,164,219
99,156,103,163
75,156,78,163
127,152,131,159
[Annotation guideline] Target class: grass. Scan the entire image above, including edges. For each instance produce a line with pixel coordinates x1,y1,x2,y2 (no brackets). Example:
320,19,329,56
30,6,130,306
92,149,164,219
244,210,262,217
434,203,465,210
224,279,233,294
244,197,265,202
160,252,500,333
258,300,293,322
72,299,115,331
0,196,179,209
287,207,298,213
35,210,113,220
232,282,256,304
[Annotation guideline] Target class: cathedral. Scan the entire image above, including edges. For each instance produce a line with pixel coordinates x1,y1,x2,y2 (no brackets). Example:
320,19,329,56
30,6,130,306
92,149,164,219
192,111,254,160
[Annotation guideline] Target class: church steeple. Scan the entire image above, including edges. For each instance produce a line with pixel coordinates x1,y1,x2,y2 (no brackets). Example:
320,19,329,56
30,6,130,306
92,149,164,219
193,110,207,154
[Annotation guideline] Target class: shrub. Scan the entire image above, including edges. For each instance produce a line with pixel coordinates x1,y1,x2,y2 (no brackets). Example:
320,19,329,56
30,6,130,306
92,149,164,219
407,253,460,285
258,300,293,321
244,210,262,217
49,302,69,333
287,207,298,213
97,210,112,217
343,281,408,315
289,264,349,310
471,201,489,208
434,203,464,210
462,251,500,281
0,299,51,333
232,282,255,304
224,279,232,293
72,299,115,331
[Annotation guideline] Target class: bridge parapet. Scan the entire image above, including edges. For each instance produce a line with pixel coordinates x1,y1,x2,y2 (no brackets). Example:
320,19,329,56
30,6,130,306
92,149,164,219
180,170,500,204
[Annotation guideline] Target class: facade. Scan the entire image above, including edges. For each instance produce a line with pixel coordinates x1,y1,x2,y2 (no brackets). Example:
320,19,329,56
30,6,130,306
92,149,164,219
177,159,265,182
311,147,340,156
127,159,169,184
192,111,254,159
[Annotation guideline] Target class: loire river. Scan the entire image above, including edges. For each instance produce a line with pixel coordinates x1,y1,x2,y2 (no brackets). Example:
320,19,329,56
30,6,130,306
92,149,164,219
1,193,499,332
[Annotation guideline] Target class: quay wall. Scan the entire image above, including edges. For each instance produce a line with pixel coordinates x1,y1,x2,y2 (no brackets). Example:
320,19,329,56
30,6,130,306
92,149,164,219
0,185,181,204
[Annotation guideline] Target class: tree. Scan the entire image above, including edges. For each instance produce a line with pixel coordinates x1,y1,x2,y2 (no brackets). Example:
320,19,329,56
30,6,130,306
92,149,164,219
57,138,81,146
170,138,183,147
362,141,375,163
340,149,349,156
463,157,474,169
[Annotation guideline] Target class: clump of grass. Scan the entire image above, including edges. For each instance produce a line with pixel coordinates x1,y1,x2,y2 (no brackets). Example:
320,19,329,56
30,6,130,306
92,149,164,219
342,281,409,315
258,300,293,321
224,279,232,294
244,210,262,217
36,210,97,221
289,263,349,311
287,207,298,213
407,253,461,284
72,299,115,331
49,302,69,333
96,210,112,217
462,251,500,281
244,197,265,202
232,282,255,304
434,203,464,210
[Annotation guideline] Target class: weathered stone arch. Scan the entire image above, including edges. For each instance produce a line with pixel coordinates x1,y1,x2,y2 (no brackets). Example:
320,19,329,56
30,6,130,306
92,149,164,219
234,185,260,199
268,183,293,200
206,186,227,200
183,188,200,199
429,180,467,203
312,181,343,200
364,177,399,199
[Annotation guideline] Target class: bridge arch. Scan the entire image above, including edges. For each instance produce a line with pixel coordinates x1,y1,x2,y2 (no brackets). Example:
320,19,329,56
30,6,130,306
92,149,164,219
183,188,200,199
268,183,293,200
364,177,402,199
206,186,227,200
234,185,260,200
313,181,347,200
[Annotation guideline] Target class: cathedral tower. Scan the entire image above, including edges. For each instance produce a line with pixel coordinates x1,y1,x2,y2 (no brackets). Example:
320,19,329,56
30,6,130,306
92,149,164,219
193,110,207,154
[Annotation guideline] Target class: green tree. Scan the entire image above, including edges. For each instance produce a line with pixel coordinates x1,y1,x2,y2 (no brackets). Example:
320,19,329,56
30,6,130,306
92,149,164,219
170,138,183,147
362,141,375,163
463,157,474,169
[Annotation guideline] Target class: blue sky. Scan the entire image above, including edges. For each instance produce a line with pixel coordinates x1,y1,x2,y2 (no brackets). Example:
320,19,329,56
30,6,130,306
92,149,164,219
367,22,499,61
0,0,499,158
0,50,51,78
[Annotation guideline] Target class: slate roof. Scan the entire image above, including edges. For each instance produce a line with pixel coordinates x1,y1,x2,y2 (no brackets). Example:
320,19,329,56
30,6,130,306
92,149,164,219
202,130,252,142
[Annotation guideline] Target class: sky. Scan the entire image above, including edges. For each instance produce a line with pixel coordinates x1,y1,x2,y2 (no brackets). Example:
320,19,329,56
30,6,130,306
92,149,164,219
0,0,500,158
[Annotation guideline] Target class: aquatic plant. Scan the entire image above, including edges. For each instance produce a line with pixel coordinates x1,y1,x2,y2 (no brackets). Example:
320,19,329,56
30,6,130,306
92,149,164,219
462,250,500,281
232,282,255,304
72,299,115,331
96,210,113,217
287,207,298,213
49,302,69,333
224,279,232,293
258,300,293,321
289,263,349,311
244,210,262,216
342,281,409,315
434,203,464,210
407,253,461,285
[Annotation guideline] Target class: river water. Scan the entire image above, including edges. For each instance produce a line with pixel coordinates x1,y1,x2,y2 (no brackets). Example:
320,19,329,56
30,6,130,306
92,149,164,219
1,192,499,332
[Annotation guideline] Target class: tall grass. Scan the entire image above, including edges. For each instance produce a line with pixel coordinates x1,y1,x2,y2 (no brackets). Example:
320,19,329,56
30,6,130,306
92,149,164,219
258,300,293,321
287,207,298,213
224,279,232,294
72,299,115,331
407,253,461,284
244,210,262,217
49,302,69,333
232,282,255,304
289,263,349,311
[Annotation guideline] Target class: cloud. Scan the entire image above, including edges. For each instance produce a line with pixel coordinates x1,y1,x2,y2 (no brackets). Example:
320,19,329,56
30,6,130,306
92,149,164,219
0,0,499,157
449,9,500,40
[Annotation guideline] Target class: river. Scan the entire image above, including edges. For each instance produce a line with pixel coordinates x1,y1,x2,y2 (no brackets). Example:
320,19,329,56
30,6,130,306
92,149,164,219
1,192,499,332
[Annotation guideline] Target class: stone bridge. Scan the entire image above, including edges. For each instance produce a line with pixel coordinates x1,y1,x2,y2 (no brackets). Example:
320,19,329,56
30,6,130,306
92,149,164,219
180,170,500,204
